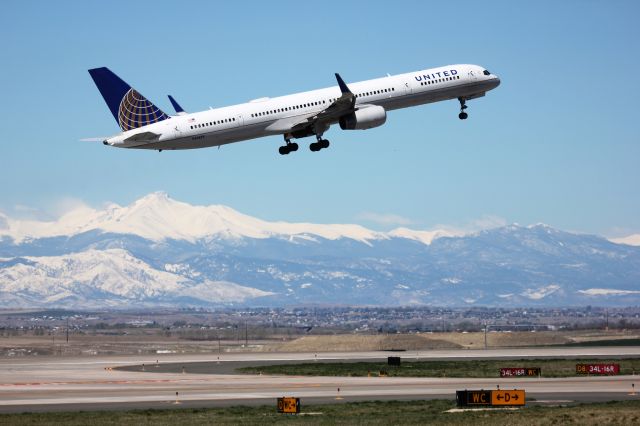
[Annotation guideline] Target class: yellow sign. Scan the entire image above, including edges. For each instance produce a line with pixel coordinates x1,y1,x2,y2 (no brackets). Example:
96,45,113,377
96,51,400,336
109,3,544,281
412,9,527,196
277,397,300,414
491,390,525,406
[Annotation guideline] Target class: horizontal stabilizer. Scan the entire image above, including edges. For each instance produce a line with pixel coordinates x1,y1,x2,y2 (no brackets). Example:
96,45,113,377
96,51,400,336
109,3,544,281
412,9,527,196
123,131,161,142
79,137,109,142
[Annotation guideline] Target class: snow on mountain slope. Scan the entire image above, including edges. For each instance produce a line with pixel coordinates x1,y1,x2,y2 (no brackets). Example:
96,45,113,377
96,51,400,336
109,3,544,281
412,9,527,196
578,288,640,296
610,234,640,246
0,249,273,308
387,227,460,244
0,192,452,245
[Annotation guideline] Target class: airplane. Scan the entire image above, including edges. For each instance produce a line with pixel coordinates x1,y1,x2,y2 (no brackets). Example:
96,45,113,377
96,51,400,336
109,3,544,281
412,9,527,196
88,64,500,155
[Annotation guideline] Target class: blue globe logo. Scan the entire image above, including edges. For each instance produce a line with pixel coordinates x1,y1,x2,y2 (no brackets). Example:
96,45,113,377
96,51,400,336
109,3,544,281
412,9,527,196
118,89,169,131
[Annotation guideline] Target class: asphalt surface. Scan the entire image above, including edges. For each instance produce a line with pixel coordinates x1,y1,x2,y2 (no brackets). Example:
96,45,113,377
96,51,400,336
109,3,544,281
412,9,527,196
1,347,639,413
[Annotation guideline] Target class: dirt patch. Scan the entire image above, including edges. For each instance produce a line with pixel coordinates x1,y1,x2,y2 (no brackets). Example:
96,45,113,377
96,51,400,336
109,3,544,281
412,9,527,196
262,330,634,352
267,334,462,352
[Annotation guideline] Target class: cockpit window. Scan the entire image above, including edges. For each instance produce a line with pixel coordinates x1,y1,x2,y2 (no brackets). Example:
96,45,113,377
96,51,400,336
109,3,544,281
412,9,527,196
483,70,491,76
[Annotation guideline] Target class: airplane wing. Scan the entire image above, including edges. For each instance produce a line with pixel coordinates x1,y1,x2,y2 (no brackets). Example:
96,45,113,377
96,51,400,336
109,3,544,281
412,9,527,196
272,73,357,134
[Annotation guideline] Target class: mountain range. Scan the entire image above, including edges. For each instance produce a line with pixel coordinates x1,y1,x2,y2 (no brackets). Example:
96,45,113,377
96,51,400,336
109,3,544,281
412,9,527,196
1,192,639,308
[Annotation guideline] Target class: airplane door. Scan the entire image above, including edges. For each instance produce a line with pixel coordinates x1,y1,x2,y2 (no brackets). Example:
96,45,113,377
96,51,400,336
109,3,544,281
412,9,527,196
468,69,478,81
235,114,243,127
403,79,413,95
173,122,183,139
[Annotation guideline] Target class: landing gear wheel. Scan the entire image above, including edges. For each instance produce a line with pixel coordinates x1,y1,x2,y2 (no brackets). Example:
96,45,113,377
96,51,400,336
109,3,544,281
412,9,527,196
457,97,468,120
278,146,290,155
289,142,299,152
321,139,330,149
310,142,320,152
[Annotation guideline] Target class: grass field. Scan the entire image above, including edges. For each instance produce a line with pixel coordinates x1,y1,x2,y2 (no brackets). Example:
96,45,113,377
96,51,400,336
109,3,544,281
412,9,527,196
2,400,640,425
237,358,640,378
556,338,640,347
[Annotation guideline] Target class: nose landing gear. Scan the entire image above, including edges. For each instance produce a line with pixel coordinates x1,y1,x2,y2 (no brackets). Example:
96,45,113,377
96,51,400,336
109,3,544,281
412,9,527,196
458,97,468,120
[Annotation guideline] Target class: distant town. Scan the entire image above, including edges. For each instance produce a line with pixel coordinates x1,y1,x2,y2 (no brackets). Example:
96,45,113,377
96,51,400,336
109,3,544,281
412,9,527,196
1,306,639,337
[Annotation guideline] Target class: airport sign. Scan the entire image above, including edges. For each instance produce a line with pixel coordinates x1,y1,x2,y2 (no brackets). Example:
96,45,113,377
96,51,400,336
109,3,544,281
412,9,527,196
491,389,526,406
457,390,492,406
500,367,541,377
457,389,526,407
277,397,300,414
388,356,401,366
576,363,620,375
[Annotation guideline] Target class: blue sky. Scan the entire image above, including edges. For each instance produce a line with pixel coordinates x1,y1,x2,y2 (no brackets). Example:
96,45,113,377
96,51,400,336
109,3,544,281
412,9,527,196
1,0,638,237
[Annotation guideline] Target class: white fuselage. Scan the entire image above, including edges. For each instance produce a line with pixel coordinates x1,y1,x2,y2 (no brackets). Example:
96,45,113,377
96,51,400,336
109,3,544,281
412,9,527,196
105,64,500,150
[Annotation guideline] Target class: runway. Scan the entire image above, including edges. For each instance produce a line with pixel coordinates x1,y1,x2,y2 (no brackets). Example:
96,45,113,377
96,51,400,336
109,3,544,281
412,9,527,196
1,347,639,413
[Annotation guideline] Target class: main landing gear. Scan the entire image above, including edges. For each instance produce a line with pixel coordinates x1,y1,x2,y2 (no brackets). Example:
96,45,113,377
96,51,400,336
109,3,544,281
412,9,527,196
278,137,299,155
278,134,329,155
309,135,330,152
458,97,468,120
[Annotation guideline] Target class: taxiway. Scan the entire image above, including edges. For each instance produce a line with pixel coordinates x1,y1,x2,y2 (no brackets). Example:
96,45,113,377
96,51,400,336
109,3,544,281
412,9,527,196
1,347,638,413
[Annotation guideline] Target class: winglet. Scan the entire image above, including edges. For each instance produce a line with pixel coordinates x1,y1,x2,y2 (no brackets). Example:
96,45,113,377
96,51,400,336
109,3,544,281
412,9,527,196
168,95,185,114
335,73,352,94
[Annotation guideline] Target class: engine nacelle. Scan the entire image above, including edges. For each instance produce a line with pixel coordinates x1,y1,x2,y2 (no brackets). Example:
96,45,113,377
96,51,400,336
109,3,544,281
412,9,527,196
339,105,387,130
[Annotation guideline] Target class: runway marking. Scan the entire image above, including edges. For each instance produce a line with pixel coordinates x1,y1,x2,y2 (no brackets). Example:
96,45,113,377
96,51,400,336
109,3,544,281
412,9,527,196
1,375,636,388
0,379,191,387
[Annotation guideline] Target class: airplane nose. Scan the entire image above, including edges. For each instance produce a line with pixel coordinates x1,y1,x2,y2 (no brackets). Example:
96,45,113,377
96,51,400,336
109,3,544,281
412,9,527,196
494,76,501,87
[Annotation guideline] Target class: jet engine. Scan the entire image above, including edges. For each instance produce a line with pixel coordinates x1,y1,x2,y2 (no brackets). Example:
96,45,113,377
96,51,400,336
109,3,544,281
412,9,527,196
339,105,387,130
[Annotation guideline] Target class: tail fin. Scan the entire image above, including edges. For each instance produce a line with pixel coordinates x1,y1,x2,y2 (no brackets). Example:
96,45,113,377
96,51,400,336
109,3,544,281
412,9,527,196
88,67,169,131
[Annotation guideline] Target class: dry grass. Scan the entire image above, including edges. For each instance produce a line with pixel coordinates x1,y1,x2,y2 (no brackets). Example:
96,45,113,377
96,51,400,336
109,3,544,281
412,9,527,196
2,330,639,357
2,400,640,425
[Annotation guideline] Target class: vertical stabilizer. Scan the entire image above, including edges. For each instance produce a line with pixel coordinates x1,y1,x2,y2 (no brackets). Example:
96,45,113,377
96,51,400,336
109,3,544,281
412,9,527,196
88,67,169,131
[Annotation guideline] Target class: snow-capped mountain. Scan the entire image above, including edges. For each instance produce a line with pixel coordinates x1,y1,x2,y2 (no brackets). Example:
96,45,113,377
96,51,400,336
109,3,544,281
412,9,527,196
0,192,445,245
0,249,272,308
1,193,639,308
